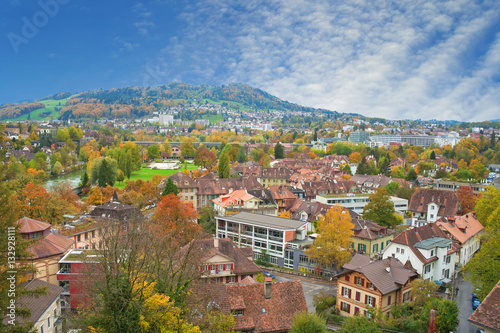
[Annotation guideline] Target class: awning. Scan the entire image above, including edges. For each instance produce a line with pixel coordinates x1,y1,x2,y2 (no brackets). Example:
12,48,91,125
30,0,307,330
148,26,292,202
434,280,443,285
441,278,452,284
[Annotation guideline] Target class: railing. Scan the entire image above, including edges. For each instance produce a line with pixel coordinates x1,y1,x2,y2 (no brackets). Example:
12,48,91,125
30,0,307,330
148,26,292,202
269,236,283,242
254,233,267,239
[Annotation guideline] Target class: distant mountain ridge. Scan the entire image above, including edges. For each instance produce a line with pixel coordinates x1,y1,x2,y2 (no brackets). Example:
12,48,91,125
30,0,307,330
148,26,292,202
1,83,345,121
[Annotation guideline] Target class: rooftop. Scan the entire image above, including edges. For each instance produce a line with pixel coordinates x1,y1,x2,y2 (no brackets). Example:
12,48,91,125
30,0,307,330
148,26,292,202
221,212,307,230
415,237,451,250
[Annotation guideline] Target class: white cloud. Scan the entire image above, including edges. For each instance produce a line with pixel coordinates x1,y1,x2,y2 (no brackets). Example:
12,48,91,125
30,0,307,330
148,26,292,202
164,0,500,121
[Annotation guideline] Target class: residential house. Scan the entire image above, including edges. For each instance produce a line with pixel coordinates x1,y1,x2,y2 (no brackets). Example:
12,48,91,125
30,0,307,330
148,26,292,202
159,171,198,209
17,217,74,285
436,213,483,267
216,212,308,267
89,192,143,222
336,254,418,318
382,223,460,282
468,280,500,333
193,238,261,284
213,190,262,216
259,167,293,188
246,188,279,216
350,174,393,193
350,217,396,258
315,194,408,215
408,188,460,225
190,276,308,333
268,185,299,213
5,279,63,333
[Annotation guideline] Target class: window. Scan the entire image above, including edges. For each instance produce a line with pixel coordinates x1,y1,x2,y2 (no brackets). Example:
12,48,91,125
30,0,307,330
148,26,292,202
341,302,350,313
47,315,51,328
381,242,384,250
232,309,244,316
184,196,188,201
366,295,376,307
342,287,351,298
430,250,434,257
430,214,434,219
424,265,431,274
401,249,405,255
53,308,57,319
446,256,451,264
77,234,81,242
40,324,44,333
354,306,360,315
387,295,392,306
373,244,379,253
396,247,400,253
403,291,410,302
358,243,366,253
368,283,374,290
229,276,235,283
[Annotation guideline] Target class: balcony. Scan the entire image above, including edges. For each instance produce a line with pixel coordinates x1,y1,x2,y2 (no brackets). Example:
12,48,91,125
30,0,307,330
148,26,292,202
254,233,267,239
269,236,283,242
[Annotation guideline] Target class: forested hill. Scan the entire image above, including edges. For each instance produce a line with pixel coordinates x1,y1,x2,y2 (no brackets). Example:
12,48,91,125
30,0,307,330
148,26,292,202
0,83,341,120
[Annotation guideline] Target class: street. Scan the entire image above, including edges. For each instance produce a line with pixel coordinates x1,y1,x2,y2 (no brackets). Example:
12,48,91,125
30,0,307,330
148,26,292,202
273,271,337,312
455,272,475,333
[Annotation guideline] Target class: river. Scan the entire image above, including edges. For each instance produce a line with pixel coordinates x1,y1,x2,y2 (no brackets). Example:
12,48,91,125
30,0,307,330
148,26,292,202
43,170,84,191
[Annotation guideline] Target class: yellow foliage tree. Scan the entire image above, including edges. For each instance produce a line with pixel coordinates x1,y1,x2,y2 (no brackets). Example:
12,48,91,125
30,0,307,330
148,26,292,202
278,211,291,219
349,152,362,163
305,206,354,268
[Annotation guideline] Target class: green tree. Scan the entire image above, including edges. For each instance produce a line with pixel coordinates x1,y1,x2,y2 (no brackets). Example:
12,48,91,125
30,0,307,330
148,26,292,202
80,170,90,188
275,142,284,159
405,168,417,181
420,298,459,333
51,161,63,176
409,279,439,308
290,311,329,333
33,151,48,171
430,150,436,160
474,185,500,228
90,156,118,187
217,152,230,179
116,169,125,183
55,128,70,141
356,157,368,175
147,144,161,160
161,177,179,197
313,292,336,314
198,206,216,234
362,188,399,228
340,315,382,333
236,146,247,163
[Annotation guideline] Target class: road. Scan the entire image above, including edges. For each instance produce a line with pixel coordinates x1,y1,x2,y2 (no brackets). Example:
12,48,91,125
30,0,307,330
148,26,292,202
273,271,337,312
455,272,475,333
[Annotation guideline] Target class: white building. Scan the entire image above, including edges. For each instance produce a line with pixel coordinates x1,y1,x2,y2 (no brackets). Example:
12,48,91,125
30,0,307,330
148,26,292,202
159,113,174,125
382,223,459,282
434,131,460,147
216,212,308,267
315,194,408,215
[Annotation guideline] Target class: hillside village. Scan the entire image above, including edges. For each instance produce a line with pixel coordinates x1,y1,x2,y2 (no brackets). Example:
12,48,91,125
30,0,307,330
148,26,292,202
2,100,500,333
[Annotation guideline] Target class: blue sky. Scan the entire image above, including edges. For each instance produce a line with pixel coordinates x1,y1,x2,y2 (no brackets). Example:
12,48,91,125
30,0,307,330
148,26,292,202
1,0,499,121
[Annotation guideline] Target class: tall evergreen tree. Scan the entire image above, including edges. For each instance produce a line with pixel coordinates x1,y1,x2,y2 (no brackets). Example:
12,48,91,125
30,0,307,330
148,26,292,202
430,150,436,160
356,157,368,175
218,152,230,179
236,146,247,163
275,142,284,159
162,177,179,196
125,150,132,179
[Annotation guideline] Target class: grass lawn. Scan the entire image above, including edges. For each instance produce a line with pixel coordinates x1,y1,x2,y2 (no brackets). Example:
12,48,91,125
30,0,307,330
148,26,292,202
201,113,223,123
114,164,198,189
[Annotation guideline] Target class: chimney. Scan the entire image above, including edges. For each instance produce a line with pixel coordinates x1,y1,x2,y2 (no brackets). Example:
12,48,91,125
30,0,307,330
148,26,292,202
264,277,272,299
214,238,219,248
385,260,391,273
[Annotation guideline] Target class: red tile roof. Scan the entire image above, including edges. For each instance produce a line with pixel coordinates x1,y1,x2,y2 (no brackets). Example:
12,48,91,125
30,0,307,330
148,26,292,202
16,217,50,233
469,280,500,332
408,188,459,217
28,233,75,259
436,213,484,245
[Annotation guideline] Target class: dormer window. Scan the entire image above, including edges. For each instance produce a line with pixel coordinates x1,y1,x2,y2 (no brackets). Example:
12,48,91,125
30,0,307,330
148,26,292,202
232,309,244,317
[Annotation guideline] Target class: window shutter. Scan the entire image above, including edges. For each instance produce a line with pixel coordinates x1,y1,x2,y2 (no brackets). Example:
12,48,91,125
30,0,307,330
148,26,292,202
342,287,345,296
223,264,226,271
200,266,203,272
208,265,211,270
348,289,352,298
365,295,368,304
235,276,238,282
388,295,391,306
231,263,234,270
345,275,350,282
347,304,351,313
361,278,365,286
355,291,361,302
226,276,229,283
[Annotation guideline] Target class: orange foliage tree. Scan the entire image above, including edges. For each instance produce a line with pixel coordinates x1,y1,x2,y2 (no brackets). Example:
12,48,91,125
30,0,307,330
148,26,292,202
13,182,49,221
456,186,477,215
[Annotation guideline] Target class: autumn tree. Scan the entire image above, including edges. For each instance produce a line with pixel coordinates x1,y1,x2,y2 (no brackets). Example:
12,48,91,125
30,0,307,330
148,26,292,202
194,146,217,169
456,186,477,215
349,152,362,163
362,188,399,228
340,315,382,333
198,206,216,235
45,182,83,224
12,182,49,221
278,211,291,218
305,206,353,269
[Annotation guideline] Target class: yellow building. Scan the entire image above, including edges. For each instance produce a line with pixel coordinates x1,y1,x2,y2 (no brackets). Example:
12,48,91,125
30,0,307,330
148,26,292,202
350,218,396,259
16,217,74,285
337,254,417,318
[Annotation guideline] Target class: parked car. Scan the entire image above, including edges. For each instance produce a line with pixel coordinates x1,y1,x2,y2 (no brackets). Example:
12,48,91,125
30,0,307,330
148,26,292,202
472,294,481,311
262,271,275,279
